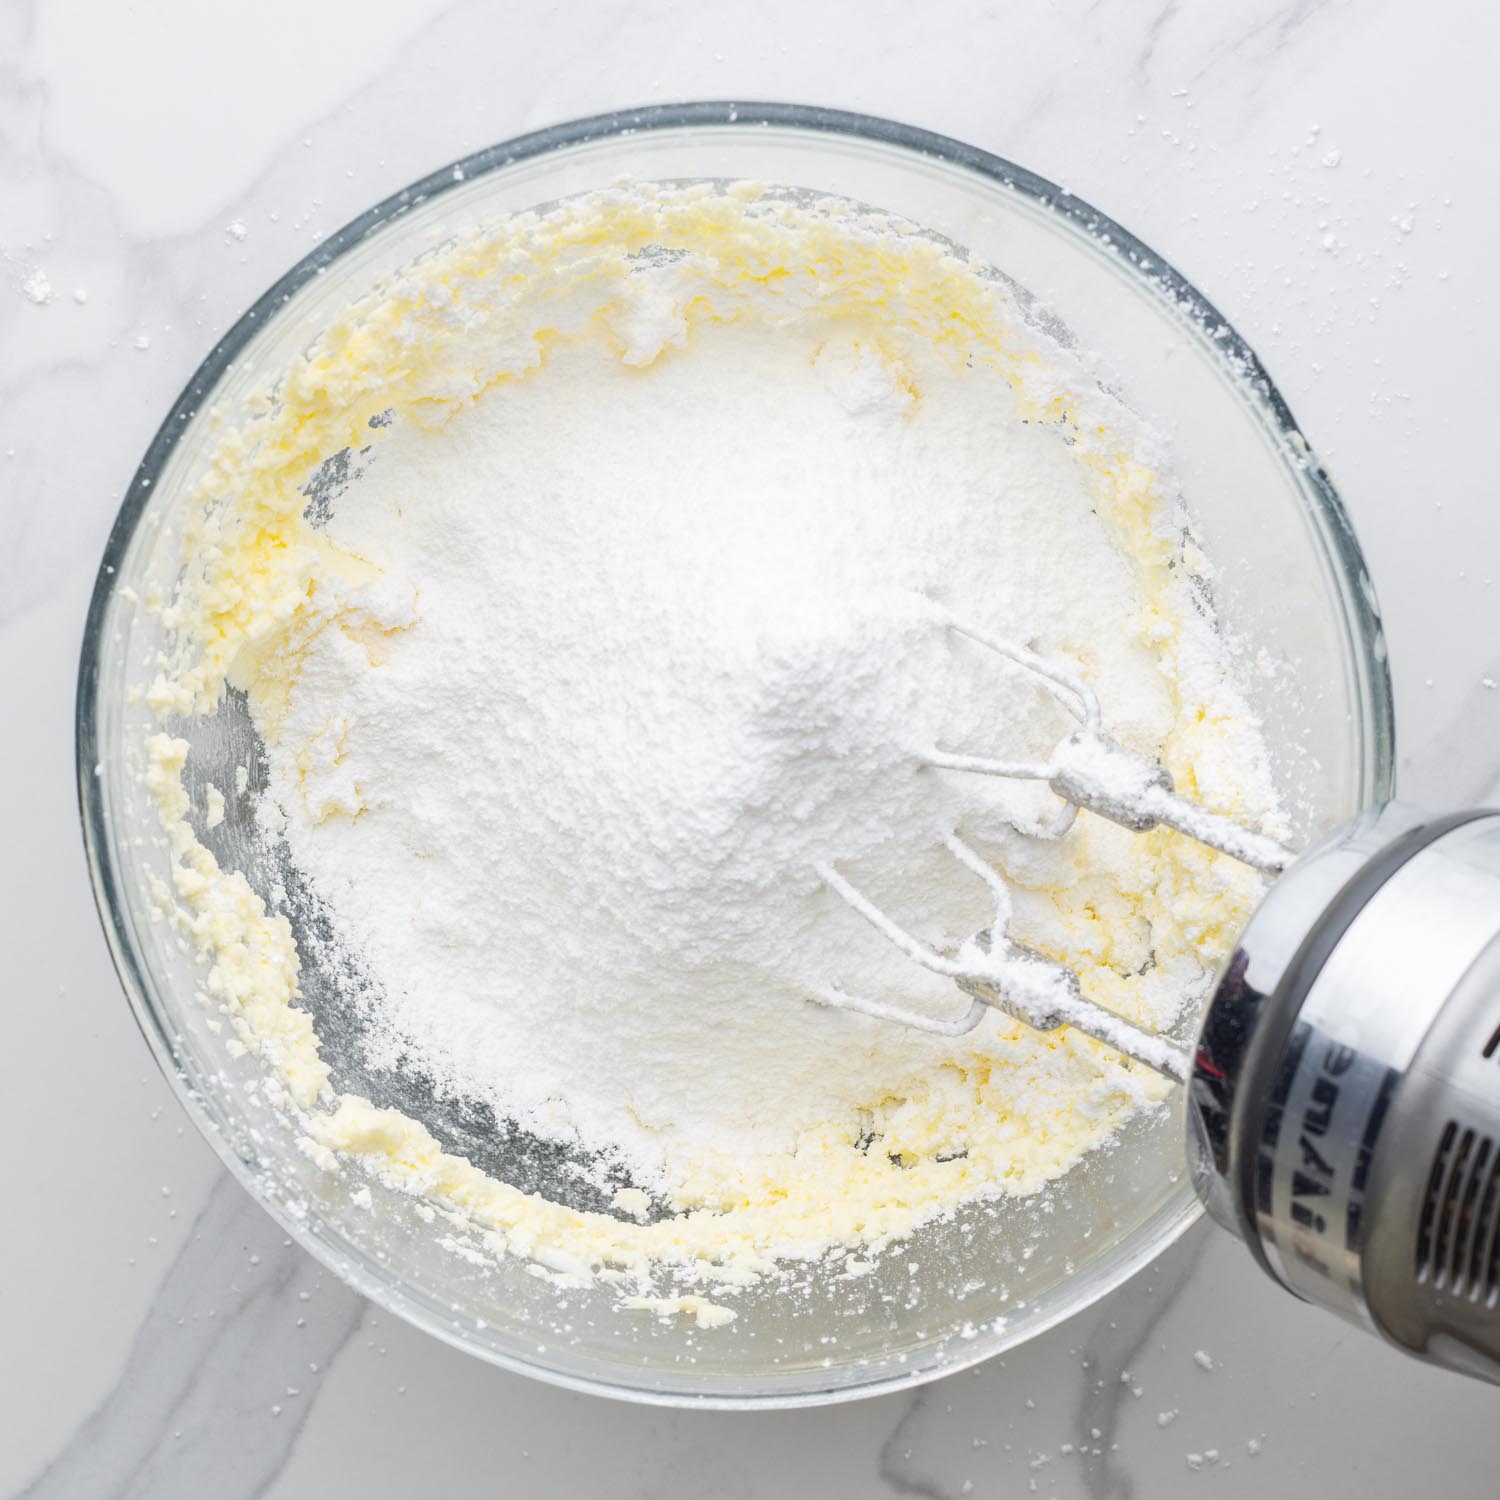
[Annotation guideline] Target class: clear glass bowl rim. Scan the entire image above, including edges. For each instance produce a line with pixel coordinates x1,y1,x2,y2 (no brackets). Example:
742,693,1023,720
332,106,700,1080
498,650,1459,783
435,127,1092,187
75,101,1396,1409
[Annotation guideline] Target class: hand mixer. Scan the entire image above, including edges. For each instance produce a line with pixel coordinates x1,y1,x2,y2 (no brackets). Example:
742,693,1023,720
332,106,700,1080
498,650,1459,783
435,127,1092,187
817,619,1500,1386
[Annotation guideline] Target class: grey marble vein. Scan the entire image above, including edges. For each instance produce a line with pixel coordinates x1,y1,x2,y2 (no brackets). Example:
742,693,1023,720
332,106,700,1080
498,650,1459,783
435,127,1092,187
1176,0,1359,99
1071,1228,1211,1500
876,1389,951,1500
1132,0,1182,82
17,1175,365,1500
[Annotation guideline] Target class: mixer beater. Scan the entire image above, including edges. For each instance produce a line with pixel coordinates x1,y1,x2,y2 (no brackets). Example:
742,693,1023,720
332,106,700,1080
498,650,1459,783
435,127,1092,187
815,616,1292,1083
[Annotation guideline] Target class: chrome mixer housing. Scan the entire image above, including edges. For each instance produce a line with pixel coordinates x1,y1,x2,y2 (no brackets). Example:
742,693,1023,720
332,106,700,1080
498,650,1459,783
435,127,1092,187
1189,806,1500,1384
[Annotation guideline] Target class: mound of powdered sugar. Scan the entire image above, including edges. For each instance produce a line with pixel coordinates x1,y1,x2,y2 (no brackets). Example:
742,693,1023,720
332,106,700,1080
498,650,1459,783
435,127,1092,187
253,303,1209,1191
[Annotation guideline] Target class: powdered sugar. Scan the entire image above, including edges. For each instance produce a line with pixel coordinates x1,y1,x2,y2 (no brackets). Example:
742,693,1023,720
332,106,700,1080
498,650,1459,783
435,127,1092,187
250,255,1263,1192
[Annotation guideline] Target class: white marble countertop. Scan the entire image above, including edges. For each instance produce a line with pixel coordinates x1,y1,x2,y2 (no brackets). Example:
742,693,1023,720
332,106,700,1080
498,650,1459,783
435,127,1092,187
5,1,1499,1495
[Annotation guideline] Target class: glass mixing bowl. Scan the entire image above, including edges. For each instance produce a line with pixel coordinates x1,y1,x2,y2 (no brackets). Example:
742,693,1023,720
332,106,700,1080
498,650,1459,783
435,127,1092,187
77,103,1393,1407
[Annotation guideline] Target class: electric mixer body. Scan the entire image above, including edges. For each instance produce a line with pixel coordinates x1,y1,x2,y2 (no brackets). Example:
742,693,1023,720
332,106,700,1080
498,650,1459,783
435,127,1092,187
1190,804,1500,1385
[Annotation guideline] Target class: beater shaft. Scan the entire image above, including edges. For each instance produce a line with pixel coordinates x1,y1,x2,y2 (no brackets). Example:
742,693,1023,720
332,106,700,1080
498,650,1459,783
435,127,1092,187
816,845,1192,1082
956,967,1193,1083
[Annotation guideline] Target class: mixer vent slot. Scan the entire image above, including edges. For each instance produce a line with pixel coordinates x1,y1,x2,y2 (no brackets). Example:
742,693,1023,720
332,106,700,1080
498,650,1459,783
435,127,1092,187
1483,1019,1500,1060
1415,1121,1500,1304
